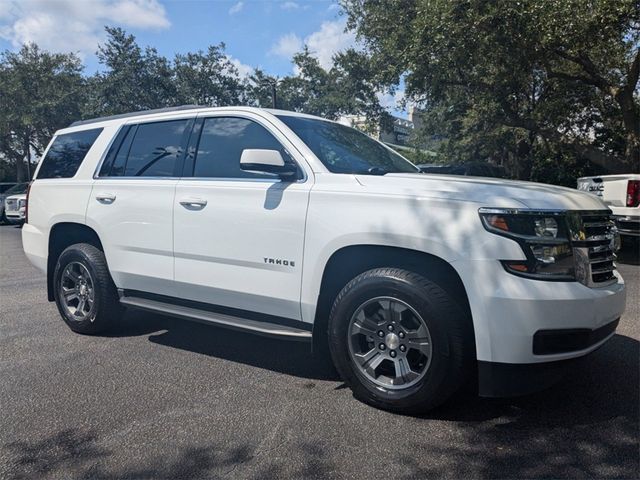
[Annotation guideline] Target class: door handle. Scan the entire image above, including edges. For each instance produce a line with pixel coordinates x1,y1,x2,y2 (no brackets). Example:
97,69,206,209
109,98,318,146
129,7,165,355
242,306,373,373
96,193,116,204
179,197,207,210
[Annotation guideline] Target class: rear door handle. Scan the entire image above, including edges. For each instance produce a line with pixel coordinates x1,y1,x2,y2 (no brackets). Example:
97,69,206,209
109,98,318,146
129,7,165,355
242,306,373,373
179,197,208,210
96,193,116,204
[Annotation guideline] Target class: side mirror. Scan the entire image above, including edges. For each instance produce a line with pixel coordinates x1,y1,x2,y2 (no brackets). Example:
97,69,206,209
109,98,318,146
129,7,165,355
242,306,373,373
240,149,299,180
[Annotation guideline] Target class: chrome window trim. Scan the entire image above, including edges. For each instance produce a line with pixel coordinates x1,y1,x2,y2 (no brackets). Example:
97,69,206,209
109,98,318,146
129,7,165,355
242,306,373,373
94,176,304,184
180,176,307,184
478,207,613,216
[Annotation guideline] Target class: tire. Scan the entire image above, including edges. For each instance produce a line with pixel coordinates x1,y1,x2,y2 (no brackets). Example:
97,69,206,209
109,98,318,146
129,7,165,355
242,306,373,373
0,210,6,225
328,268,473,414
53,243,123,334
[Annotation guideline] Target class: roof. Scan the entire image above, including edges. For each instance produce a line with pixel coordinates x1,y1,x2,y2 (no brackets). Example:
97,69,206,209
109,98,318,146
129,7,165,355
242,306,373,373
68,105,325,128
69,105,209,127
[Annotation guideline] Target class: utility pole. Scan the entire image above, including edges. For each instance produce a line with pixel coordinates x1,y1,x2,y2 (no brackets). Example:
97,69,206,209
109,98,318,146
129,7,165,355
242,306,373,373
271,82,277,109
261,78,280,109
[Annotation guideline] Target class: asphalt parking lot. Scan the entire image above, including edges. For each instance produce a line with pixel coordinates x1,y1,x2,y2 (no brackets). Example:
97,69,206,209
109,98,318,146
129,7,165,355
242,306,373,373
0,224,638,479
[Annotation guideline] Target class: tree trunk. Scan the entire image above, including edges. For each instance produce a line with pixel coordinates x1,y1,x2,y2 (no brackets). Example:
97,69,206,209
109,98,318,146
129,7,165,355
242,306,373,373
15,151,26,182
23,134,31,181
624,130,640,171
614,54,640,171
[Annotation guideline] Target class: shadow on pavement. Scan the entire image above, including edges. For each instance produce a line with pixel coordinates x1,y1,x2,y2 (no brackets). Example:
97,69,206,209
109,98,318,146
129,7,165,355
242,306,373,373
3,330,637,478
108,309,338,381
406,333,640,478
617,240,639,265
4,430,327,480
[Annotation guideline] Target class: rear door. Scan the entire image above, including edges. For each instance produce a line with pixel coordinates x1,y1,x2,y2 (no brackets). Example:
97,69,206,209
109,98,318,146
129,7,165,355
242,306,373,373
172,113,312,320
86,117,194,296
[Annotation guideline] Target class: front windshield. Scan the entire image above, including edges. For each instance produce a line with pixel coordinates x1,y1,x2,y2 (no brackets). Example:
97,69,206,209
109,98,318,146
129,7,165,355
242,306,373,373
3,183,28,196
277,115,419,175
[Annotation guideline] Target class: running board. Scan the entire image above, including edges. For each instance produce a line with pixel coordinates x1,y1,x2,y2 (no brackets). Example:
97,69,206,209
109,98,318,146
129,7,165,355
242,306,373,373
119,295,312,341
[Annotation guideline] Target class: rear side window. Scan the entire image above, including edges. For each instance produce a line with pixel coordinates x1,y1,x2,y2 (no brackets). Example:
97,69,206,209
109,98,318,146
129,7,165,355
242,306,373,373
100,119,191,177
37,128,102,179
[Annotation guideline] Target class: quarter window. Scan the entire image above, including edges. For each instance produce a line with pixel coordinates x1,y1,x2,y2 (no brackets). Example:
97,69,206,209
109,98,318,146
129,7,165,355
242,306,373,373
37,128,103,179
193,117,291,178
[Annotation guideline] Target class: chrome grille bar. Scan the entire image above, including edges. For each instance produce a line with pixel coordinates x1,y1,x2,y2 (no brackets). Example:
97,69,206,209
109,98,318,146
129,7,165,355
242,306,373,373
571,212,618,287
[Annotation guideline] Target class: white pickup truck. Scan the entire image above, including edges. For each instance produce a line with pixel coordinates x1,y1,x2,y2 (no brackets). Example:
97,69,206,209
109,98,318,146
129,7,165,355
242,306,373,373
22,106,626,413
578,174,640,240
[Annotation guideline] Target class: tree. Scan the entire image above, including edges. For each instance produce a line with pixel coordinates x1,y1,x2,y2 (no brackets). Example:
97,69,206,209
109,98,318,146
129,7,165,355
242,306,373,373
0,44,84,181
343,0,640,178
248,47,388,129
173,44,248,106
87,26,176,116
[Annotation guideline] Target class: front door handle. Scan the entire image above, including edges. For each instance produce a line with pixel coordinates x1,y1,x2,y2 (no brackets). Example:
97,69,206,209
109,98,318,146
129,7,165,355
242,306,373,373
179,197,208,210
96,193,116,204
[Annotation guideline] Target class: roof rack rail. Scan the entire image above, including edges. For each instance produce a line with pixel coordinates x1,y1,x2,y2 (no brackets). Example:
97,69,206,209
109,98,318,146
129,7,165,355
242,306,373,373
69,105,210,127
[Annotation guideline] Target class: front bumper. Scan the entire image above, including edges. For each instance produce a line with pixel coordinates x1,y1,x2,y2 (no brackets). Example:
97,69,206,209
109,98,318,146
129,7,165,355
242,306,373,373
6,209,25,223
453,259,626,365
614,215,640,237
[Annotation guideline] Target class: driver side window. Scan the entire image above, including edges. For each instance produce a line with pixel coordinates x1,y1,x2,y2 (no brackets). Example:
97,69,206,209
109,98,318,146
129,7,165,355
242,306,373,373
193,117,290,179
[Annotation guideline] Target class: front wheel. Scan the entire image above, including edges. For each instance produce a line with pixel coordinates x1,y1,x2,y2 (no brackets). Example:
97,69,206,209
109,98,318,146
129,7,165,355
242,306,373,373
328,268,473,414
53,243,123,334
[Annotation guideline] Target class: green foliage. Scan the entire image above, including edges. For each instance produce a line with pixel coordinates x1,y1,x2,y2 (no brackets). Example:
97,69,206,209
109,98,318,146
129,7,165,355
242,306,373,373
343,0,640,180
248,47,385,125
0,44,85,181
173,45,247,107
87,26,176,115
389,146,436,165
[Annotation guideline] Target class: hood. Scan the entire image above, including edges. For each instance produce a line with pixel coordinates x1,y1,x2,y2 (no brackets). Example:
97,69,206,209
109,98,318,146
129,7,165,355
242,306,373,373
5,193,27,201
355,173,608,211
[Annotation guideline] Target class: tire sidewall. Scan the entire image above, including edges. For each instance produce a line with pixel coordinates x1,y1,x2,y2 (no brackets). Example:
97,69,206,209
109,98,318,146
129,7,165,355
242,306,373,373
329,272,455,409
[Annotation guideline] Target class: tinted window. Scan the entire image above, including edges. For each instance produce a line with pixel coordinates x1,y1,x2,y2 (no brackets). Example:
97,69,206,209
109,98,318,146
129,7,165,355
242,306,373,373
37,128,102,179
122,120,190,177
277,115,418,175
108,126,136,177
2,183,28,195
193,117,289,178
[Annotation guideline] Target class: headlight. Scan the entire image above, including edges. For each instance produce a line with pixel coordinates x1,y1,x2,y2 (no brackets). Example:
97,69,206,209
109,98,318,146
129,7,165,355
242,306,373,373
479,209,575,280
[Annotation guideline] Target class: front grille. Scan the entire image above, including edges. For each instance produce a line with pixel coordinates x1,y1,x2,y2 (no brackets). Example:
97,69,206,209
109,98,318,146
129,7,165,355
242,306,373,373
572,212,618,287
5,199,17,211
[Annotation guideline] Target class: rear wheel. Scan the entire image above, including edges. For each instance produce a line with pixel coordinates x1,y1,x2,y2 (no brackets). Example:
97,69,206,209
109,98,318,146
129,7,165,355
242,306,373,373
53,243,123,334
328,268,473,414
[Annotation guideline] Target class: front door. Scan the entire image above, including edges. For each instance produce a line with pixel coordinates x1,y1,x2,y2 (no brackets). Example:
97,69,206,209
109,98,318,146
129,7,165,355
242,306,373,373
173,114,312,320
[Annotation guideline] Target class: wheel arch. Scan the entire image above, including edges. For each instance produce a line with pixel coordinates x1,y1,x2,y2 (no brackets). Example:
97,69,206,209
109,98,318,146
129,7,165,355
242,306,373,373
47,222,104,301
311,244,474,355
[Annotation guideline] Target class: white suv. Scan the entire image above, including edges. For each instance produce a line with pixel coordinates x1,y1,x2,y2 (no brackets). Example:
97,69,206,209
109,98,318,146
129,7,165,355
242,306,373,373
22,106,626,413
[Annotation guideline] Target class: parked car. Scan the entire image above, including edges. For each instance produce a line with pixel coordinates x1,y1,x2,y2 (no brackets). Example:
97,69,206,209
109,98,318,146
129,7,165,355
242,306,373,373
4,192,27,225
417,162,507,178
578,174,639,240
22,106,626,413
0,182,28,224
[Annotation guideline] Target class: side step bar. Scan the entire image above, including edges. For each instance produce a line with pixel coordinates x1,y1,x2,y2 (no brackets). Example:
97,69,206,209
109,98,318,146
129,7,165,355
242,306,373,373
119,295,312,341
